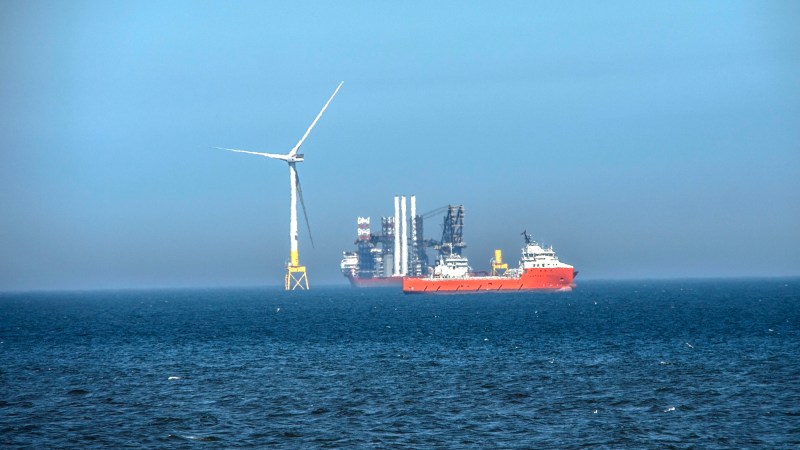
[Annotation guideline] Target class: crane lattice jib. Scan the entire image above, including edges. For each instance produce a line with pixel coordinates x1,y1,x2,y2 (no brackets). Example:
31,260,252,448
439,205,466,256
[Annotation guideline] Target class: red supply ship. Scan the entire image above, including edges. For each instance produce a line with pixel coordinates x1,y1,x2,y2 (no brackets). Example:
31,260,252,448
403,231,577,294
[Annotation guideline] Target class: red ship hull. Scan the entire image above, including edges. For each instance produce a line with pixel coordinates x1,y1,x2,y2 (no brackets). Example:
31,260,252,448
403,268,576,294
346,274,404,288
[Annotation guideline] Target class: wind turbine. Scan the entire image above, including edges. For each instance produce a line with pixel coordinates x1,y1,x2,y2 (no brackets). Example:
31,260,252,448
217,81,343,290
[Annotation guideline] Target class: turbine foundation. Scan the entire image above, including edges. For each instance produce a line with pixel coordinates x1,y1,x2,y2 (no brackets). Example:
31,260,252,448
285,265,309,290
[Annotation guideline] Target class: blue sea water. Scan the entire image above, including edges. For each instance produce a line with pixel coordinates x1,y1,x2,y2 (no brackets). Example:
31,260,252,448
1,279,799,449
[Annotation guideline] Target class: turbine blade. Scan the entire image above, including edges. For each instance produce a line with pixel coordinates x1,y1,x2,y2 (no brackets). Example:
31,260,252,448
295,170,315,249
215,147,289,161
289,81,344,156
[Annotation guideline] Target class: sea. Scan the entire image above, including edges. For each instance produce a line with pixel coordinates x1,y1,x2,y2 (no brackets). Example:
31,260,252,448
1,278,798,449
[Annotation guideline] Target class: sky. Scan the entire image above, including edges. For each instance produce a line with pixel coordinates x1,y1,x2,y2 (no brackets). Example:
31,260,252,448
1,1,798,291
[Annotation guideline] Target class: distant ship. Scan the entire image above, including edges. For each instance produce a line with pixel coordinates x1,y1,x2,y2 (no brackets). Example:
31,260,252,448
403,231,577,294
340,243,404,287
340,197,457,288
342,200,576,292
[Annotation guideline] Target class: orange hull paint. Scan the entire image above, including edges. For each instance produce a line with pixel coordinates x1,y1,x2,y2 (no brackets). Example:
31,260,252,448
403,268,575,294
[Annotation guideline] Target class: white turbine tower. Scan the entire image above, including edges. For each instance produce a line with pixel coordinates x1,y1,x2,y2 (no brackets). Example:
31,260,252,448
217,81,343,290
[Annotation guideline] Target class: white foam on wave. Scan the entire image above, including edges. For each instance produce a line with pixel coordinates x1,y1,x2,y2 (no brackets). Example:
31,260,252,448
168,376,181,380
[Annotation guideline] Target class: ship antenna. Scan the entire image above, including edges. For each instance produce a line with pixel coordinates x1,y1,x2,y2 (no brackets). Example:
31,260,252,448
521,230,532,244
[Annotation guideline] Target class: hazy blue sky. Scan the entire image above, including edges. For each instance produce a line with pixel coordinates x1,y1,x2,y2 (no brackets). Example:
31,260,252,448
1,1,798,290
